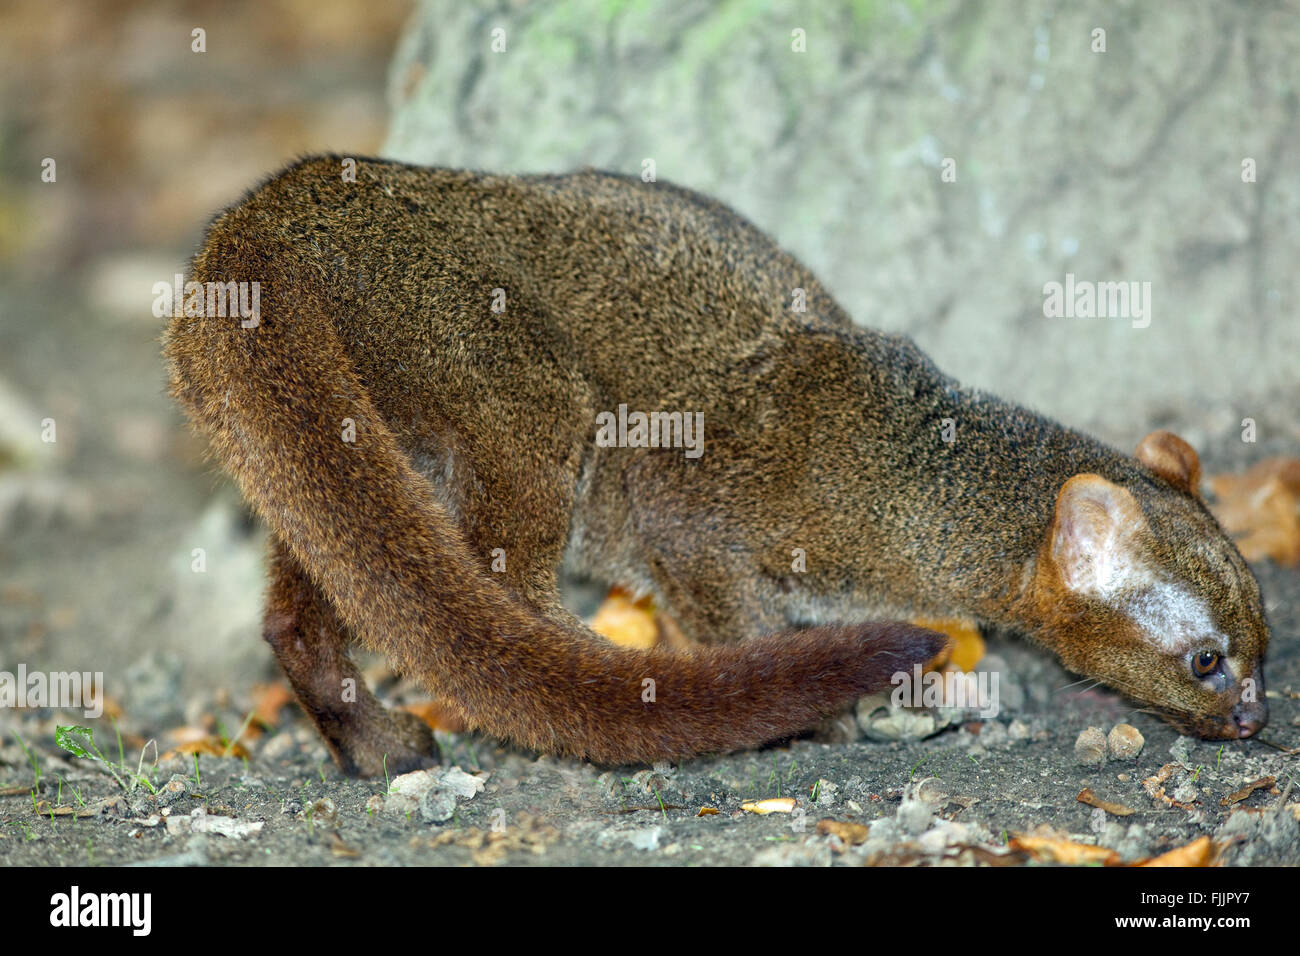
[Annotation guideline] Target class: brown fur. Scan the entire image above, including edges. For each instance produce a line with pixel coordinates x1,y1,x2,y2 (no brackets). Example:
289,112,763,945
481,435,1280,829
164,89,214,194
163,155,1268,774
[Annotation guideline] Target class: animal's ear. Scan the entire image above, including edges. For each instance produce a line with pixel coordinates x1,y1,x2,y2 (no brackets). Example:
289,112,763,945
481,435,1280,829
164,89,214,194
1050,474,1148,596
1136,430,1202,497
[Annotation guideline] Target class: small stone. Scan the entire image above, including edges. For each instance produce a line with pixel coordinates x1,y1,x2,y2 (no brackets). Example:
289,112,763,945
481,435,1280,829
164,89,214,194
419,788,457,823
189,807,263,839
1075,727,1107,767
626,826,662,851
389,769,437,796
1171,781,1198,804
1107,724,1144,759
384,767,484,823
896,795,933,835
629,768,669,794
1116,823,1151,861
436,767,486,799
912,778,949,807
1007,718,1032,741
155,774,192,807
857,693,950,742
594,772,620,798
1170,735,1196,764
813,779,839,807
93,795,129,818
308,797,338,826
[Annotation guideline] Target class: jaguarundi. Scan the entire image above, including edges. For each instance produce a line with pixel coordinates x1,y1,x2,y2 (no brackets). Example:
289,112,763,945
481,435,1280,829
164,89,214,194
163,155,1269,776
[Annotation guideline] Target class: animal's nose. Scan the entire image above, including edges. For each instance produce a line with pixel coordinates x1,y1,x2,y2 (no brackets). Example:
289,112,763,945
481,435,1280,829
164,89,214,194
1232,698,1268,738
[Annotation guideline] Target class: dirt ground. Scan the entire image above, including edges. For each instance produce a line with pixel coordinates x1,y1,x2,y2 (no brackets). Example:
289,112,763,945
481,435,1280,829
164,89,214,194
1,610,1296,867
1,284,1297,868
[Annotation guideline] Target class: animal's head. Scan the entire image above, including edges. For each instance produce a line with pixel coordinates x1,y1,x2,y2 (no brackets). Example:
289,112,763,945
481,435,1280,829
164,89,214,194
1028,430,1269,739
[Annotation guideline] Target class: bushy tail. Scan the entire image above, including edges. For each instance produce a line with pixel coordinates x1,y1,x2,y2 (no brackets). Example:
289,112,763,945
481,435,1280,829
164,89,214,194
163,238,947,764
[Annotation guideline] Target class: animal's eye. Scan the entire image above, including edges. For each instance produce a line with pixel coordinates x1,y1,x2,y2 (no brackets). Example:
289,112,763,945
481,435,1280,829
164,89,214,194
1191,650,1221,677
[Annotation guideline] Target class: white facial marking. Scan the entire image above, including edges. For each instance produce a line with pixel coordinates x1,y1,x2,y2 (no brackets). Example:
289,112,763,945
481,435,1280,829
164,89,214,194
1124,581,1225,654
1060,537,1152,598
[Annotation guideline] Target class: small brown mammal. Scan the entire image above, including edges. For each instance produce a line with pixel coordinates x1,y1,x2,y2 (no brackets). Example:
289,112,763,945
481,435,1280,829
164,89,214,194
163,155,1269,776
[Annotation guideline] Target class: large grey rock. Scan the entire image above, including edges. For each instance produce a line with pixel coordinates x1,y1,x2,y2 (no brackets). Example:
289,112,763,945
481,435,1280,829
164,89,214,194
386,0,1300,445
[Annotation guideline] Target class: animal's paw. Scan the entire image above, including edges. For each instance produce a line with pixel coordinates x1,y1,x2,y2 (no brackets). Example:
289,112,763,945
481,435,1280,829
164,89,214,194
336,707,440,778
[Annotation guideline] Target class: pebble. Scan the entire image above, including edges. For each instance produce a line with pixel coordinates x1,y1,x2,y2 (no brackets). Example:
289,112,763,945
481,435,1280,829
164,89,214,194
308,797,338,826
419,788,457,823
625,826,663,851
857,693,950,741
154,774,192,807
813,779,838,807
1074,726,1107,767
1171,781,1198,804
896,794,934,835
1107,723,1144,759
383,766,486,822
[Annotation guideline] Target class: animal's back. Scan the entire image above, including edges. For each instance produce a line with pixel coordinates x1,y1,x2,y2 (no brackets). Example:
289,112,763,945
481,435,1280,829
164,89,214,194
211,156,852,408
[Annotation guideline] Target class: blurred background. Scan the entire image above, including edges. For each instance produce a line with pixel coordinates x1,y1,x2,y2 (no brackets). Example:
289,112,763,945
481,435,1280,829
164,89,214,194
0,0,1296,738
0,0,412,730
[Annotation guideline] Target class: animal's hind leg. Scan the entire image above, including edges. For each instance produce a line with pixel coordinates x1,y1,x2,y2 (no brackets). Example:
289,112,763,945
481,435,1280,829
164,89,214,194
263,536,436,777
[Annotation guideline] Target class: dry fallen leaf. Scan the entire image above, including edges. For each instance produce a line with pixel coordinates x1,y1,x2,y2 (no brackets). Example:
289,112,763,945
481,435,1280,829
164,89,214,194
32,801,97,819
1133,835,1220,867
696,806,719,817
1208,458,1300,565
816,818,871,846
1078,788,1136,817
1008,833,1120,866
161,728,250,761
1143,763,1198,810
588,587,659,649
1220,776,1275,807
911,616,985,671
251,681,294,729
740,797,796,815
